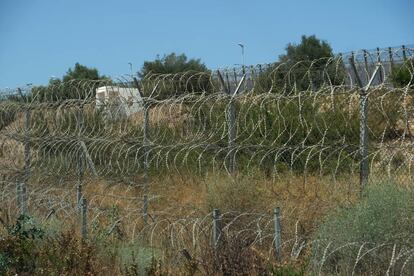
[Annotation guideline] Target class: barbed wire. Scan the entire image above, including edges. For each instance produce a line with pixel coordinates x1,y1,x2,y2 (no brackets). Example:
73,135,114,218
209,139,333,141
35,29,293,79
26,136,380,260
1,86,413,178
0,48,413,274
1,177,412,274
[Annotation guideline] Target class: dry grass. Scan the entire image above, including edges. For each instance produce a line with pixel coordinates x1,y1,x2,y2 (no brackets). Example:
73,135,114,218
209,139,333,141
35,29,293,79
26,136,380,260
2,158,414,274
1,136,408,275
15,171,361,245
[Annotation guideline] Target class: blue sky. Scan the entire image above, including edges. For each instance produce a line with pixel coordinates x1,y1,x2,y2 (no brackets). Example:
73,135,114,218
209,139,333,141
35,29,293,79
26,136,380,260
1,0,413,88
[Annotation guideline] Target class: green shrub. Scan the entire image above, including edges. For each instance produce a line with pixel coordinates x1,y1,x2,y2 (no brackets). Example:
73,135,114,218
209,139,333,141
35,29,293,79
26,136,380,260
390,59,413,88
312,183,414,274
253,57,347,94
0,215,44,275
190,94,361,175
0,214,110,275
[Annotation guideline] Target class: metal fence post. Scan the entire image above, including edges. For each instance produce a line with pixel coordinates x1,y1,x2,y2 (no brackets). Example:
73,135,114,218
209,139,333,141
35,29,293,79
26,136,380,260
350,52,355,89
212,209,222,249
142,98,150,223
76,108,84,211
402,45,407,61
142,194,148,222
233,68,238,85
224,72,236,173
359,92,369,191
377,47,384,83
217,71,245,174
76,180,82,211
80,196,88,239
242,65,247,92
363,50,370,83
388,47,394,74
350,57,381,193
18,108,30,215
134,78,157,223
227,96,237,174
274,207,282,261
16,183,20,212
350,56,369,192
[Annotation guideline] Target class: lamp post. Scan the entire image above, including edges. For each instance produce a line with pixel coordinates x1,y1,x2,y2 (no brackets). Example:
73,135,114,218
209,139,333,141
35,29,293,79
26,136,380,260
237,43,246,92
237,43,245,67
237,43,246,79
128,62,133,77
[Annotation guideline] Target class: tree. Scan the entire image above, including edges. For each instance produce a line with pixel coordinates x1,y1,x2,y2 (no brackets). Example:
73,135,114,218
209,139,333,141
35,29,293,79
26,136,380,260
279,35,334,62
139,53,208,77
31,63,109,101
256,35,345,94
139,53,211,98
62,62,102,82
390,59,413,87
279,35,345,91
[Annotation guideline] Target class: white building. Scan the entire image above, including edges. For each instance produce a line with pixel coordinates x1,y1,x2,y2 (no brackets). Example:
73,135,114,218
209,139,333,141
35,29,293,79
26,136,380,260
96,86,143,118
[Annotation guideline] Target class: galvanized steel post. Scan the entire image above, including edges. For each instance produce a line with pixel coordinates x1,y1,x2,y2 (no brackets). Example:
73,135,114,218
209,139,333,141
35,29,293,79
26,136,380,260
76,108,84,211
274,207,282,261
388,47,394,74
142,89,151,223
20,108,30,215
402,45,407,61
350,56,369,192
350,57,381,193
376,47,384,83
212,209,222,248
81,196,88,239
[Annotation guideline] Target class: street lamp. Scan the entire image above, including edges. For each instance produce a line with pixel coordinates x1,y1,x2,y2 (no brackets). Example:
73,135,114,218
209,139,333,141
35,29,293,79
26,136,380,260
128,62,133,77
237,43,245,67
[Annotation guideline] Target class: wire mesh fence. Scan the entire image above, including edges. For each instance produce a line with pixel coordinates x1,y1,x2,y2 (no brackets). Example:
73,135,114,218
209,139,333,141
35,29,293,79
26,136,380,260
0,45,413,274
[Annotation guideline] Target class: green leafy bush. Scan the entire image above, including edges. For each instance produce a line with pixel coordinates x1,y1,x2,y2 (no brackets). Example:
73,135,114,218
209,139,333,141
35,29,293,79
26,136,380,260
254,58,347,94
0,215,103,275
0,215,44,274
390,59,413,88
312,183,414,274
190,94,360,175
